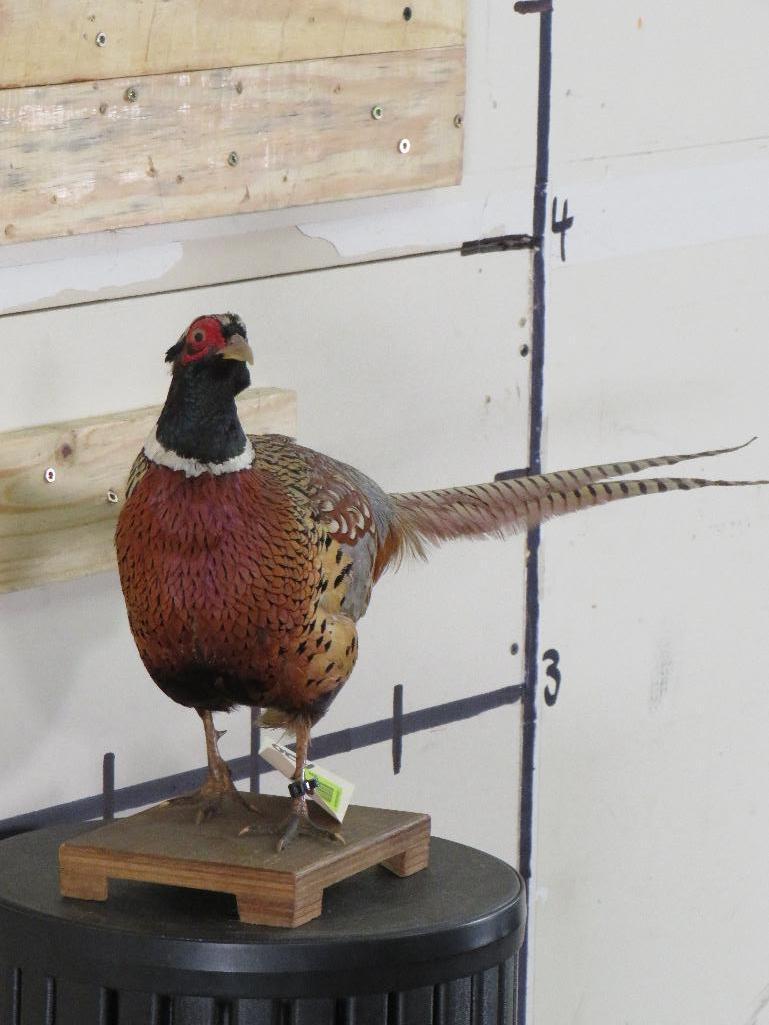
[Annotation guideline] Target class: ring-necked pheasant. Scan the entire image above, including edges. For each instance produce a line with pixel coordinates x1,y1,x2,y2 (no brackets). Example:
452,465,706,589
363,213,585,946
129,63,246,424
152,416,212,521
115,313,765,849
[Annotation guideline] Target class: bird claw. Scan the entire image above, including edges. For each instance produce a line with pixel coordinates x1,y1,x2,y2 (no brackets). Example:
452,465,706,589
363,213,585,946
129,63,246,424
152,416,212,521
166,777,253,823
276,808,345,852
239,798,344,852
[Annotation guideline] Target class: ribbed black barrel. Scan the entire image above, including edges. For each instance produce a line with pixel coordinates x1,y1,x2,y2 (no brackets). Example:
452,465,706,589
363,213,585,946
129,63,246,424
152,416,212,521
0,825,526,1025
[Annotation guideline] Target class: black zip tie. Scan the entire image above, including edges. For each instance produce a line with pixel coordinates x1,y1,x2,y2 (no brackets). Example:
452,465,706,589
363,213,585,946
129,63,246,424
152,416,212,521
288,777,318,799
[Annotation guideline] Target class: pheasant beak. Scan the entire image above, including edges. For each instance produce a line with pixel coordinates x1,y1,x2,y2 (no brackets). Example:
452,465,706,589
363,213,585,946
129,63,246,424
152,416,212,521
221,333,254,365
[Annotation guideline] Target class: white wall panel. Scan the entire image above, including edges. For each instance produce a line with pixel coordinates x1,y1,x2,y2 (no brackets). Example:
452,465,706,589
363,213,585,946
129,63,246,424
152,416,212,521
531,3,769,1016
534,233,769,1024
551,2,769,164
548,138,769,269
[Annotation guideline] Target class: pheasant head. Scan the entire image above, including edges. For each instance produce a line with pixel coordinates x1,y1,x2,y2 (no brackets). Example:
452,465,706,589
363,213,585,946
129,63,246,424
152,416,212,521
148,313,255,473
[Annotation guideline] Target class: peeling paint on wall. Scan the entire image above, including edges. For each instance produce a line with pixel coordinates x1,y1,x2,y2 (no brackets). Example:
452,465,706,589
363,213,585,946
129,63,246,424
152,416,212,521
0,242,183,313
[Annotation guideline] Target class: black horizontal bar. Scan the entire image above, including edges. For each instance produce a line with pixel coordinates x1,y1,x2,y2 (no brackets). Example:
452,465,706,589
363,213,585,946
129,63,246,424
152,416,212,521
0,684,523,837
461,234,537,257
495,466,534,482
514,1,553,14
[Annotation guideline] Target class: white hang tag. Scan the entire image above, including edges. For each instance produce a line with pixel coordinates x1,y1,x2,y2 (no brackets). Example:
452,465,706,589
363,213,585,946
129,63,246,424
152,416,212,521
259,739,355,823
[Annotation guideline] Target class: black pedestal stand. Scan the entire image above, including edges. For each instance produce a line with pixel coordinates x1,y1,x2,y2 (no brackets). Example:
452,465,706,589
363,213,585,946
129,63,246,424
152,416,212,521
0,824,526,1024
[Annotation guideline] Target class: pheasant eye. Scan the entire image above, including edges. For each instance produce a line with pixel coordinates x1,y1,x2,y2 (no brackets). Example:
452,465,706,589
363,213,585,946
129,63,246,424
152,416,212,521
180,317,226,364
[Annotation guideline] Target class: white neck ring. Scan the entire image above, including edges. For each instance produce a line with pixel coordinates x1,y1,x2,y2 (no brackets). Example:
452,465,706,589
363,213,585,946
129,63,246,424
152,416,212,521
143,431,254,478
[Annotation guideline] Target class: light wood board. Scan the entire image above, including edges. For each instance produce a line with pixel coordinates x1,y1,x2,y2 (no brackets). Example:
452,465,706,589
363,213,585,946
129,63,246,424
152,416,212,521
0,47,465,245
0,0,464,89
0,387,296,594
59,795,431,927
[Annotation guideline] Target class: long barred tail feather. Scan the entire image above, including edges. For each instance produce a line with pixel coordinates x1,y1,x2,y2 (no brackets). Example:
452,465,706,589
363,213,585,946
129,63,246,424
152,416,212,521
387,440,766,558
498,438,757,496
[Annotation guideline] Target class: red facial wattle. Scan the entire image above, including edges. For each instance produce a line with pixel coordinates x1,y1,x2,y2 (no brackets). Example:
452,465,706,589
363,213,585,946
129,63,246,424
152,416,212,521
180,317,227,365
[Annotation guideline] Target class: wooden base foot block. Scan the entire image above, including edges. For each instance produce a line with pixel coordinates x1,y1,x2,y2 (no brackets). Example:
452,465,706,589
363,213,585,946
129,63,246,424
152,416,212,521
236,886,324,928
58,795,430,928
381,837,431,877
59,865,108,901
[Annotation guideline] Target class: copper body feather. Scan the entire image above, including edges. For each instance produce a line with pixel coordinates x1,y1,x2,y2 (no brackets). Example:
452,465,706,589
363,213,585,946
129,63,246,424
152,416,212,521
116,435,384,725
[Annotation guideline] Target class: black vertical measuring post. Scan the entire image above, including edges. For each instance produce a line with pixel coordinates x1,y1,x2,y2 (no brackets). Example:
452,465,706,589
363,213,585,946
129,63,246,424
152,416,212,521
249,708,261,794
102,753,115,822
515,3,553,1024
392,684,404,775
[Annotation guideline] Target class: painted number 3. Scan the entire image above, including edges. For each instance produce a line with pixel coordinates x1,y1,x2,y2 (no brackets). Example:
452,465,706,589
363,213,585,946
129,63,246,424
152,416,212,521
542,648,562,707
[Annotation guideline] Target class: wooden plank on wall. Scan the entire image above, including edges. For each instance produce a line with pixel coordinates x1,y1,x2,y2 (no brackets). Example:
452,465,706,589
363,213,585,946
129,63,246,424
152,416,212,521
0,47,465,246
0,0,464,89
0,388,296,594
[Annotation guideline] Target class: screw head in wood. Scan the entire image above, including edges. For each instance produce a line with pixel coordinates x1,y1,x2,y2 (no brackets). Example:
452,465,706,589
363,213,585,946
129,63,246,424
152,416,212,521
44,467,56,483
124,87,138,103
398,138,411,154
95,31,107,46
454,113,463,128
371,105,384,120
227,151,240,166
107,489,119,504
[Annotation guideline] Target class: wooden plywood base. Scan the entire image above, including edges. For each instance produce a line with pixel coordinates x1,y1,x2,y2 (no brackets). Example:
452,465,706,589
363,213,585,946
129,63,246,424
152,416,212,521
1,47,464,246
59,795,430,928
0,0,464,89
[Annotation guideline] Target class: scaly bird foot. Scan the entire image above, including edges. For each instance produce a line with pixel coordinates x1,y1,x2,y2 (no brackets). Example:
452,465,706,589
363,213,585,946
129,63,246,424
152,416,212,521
167,774,254,825
240,795,345,852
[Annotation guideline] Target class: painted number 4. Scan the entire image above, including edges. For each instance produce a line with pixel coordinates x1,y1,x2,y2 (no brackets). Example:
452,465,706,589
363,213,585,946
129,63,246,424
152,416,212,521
542,648,562,707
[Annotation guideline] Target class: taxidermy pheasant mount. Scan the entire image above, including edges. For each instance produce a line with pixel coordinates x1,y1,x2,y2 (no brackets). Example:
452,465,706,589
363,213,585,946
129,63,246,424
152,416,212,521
116,313,765,851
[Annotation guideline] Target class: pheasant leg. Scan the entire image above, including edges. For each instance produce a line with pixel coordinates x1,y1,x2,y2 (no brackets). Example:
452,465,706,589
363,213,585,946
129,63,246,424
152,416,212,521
241,720,344,851
273,793,342,851
276,722,344,850
169,709,252,823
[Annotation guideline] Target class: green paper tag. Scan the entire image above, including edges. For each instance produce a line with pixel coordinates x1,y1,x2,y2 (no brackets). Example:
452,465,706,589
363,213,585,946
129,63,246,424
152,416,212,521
305,771,342,813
